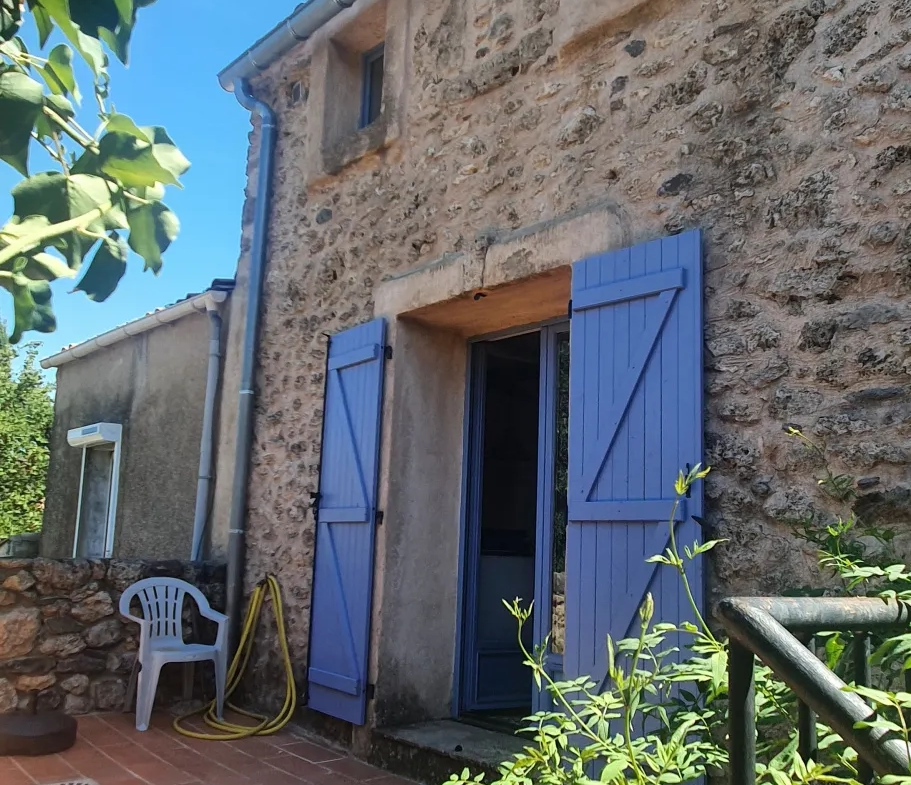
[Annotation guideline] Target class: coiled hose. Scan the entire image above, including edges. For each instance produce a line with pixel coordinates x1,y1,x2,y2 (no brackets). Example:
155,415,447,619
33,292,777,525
173,575,296,740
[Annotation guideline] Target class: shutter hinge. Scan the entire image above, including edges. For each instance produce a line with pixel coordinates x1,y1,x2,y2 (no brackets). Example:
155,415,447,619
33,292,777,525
366,683,376,700
375,510,384,526
567,299,573,320
384,345,393,360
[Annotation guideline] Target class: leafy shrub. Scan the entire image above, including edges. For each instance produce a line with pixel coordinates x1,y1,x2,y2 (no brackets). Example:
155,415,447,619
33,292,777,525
448,439,911,785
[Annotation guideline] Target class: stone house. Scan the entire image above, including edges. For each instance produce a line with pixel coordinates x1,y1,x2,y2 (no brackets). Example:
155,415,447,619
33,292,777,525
217,0,909,770
39,280,238,562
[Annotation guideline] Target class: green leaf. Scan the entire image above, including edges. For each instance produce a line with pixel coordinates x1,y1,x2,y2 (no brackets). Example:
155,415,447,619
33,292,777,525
39,43,79,101
96,128,188,187
145,125,190,181
0,68,45,175
34,94,76,140
0,35,26,58
0,215,52,260
1,0,22,42
31,6,53,47
11,172,127,268
104,112,150,142
75,232,127,301
127,200,177,272
0,272,55,342
599,759,626,782
21,250,74,281
114,0,134,22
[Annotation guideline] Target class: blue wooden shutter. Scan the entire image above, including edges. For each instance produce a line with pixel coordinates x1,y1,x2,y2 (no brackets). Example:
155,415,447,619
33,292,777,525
308,318,386,725
565,230,703,688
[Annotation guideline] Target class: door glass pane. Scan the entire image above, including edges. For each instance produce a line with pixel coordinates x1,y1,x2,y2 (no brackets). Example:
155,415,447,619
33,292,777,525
551,333,569,655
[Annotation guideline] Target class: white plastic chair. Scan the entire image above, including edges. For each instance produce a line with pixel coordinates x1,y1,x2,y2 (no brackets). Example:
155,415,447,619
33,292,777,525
119,577,227,732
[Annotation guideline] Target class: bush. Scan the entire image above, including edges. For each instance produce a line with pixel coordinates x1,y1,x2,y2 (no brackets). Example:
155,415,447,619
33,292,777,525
0,326,53,538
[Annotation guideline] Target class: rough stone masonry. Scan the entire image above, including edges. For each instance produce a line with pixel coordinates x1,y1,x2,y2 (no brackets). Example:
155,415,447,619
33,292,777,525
0,559,225,714
229,0,911,707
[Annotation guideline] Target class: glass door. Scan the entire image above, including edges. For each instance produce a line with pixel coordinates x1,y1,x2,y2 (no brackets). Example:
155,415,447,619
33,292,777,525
533,324,570,710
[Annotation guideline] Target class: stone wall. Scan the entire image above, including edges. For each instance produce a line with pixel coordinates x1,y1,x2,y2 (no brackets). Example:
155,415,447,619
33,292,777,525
0,558,225,714
229,0,911,709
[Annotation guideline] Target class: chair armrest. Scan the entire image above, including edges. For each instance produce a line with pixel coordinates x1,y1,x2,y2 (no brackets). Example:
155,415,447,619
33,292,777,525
120,610,149,628
198,606,228,625
202,608,229,650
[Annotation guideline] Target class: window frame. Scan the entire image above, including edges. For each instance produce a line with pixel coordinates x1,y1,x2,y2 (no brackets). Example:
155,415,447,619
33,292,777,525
69,422,123,558
359,42,385,129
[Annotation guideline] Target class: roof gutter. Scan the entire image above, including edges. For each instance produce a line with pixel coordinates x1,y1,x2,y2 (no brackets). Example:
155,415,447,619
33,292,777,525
217,0,354,92
40,290,229,369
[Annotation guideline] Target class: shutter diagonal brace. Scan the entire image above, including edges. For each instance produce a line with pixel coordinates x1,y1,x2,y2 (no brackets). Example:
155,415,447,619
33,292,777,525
323,368,371,518
576,288,679,502
312,518,362,692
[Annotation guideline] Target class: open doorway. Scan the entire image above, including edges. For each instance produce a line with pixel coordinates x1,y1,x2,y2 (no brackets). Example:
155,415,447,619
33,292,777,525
459,323,570,727
460,331,540,723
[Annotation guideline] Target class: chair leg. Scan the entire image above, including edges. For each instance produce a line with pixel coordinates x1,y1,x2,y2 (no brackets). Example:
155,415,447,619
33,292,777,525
135,659,163,732
214,652,227,721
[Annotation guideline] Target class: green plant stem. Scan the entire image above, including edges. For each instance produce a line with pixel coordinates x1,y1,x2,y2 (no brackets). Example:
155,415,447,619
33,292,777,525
667,497,714,640
42,107,97,151
623,618,649,783
50,131,69,175
0,206,110,267
514,623,605,749
122,191,151,206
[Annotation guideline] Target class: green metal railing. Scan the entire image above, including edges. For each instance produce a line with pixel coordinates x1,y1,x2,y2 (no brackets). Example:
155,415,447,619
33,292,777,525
717,597,911,784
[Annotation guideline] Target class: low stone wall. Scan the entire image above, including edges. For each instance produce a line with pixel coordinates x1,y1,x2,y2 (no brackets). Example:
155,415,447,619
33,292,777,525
0,558,225,714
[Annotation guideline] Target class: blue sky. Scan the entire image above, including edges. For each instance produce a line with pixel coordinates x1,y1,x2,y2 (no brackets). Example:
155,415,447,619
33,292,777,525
0,1,290,366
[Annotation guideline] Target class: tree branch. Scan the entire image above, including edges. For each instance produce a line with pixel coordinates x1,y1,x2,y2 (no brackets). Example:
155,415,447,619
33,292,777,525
0,205,111,268
42,107,97,151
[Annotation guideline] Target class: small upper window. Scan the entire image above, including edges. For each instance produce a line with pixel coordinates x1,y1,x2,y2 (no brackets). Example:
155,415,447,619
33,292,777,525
360,43,385,128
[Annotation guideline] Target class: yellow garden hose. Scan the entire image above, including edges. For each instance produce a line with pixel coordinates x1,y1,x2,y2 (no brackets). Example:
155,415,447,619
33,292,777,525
173,574,297,740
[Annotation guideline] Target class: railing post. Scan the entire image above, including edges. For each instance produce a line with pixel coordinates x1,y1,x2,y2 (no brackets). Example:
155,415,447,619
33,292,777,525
730,641,756,785
798,636,818,762
854,632,874,785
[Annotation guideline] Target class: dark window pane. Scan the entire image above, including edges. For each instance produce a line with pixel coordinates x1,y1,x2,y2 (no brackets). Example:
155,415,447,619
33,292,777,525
362,47,384,127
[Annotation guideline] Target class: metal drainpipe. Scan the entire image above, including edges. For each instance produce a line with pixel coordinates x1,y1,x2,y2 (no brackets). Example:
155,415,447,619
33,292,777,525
190,301,223,561
225,78,277,654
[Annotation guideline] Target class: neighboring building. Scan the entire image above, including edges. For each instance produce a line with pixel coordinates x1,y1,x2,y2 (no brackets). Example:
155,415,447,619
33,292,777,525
206,0,911,771
40,280,236,562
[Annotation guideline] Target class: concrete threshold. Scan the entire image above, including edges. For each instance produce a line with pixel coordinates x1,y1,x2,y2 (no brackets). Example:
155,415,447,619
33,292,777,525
370,719,529,785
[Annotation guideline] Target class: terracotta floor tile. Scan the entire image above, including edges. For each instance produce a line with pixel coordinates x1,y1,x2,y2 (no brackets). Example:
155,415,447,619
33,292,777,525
16,753,78,782
250,769,307,785
24,713,413,785
104,745,163,767
266,754,330,779
124,760,200,785
279,741,345,764
319,757,389,782
0,760,33,785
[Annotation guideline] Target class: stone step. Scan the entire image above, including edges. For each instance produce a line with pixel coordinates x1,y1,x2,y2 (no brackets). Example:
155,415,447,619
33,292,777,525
368,719,528,785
